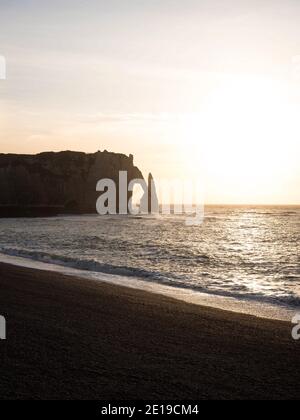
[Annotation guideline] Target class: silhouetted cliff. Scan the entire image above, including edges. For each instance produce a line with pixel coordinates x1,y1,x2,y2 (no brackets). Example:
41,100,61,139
0,150,143,217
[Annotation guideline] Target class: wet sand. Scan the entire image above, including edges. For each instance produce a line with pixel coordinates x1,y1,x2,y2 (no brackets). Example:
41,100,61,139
0,262,299,400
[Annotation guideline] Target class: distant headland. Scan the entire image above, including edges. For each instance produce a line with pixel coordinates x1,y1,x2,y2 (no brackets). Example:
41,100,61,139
0,150,144,217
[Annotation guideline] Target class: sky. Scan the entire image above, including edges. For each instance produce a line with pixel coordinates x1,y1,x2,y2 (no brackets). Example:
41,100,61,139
0,0,300,204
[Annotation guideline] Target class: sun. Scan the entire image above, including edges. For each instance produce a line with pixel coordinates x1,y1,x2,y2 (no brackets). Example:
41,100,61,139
176,75,299,204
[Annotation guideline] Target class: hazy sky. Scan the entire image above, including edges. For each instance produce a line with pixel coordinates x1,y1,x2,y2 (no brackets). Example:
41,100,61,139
0,0,300,203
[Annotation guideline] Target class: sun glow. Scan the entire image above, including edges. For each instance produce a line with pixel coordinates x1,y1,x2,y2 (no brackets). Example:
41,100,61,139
177,76,300,204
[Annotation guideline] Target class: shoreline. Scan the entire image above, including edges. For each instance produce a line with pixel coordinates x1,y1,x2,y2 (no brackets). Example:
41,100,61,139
0,261,300,399
0,252,296,322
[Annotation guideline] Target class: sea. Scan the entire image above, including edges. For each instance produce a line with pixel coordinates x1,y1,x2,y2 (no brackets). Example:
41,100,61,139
0,206,299,321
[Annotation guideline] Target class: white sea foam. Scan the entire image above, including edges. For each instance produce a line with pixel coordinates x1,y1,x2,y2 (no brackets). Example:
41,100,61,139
0,252,295,321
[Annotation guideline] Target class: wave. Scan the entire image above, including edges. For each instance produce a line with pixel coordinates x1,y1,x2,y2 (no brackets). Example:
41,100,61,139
0,246,169,282
0,246,299,309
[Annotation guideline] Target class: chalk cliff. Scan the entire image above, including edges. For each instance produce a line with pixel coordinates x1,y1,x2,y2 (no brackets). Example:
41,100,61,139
0,150,143,217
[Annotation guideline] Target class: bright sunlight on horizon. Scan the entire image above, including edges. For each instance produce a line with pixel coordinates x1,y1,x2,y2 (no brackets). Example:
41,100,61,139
0,0,300,204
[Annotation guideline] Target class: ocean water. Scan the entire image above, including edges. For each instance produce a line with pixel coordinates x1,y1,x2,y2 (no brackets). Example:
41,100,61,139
0,206,299,318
